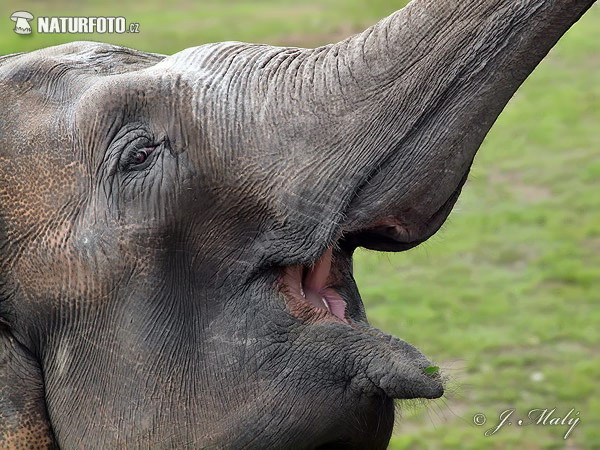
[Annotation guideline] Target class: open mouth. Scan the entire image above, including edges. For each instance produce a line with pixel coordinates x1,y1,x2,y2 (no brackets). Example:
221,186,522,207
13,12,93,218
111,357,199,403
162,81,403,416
281,247,349,324
280,172,469,324
279,224,430,325
278,235,446,402
280,198,463,324
276,190,455,406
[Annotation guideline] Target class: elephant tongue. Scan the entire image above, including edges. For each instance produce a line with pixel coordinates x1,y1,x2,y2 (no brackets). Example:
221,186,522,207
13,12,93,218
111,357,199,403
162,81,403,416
302,248,347,322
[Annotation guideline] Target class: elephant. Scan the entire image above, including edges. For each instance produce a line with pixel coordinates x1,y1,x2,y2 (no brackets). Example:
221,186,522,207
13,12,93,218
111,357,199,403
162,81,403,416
0,0,595,448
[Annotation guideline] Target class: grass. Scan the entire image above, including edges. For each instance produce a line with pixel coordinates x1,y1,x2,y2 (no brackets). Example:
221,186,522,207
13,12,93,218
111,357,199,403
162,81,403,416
2,1,599,448
0,0,402,54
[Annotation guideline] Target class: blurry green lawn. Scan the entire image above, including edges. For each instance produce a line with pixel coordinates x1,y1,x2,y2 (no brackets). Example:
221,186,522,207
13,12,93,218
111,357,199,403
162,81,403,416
2,1,598,448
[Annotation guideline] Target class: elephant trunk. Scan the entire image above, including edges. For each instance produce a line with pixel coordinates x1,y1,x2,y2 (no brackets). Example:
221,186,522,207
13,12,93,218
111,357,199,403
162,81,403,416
276,0,595,234
164,0,594,261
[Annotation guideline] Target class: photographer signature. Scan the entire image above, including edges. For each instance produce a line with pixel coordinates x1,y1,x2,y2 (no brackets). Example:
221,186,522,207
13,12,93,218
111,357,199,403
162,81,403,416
473,408,580,439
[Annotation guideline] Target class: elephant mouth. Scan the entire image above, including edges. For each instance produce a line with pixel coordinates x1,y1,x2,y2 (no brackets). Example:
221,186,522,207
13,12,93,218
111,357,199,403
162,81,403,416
280,175,467,325
281,187,465,327
278,242,444,400
281,247,350,324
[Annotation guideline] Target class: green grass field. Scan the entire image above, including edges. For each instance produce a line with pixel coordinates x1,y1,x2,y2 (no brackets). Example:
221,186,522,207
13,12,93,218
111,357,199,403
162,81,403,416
2,1,599,448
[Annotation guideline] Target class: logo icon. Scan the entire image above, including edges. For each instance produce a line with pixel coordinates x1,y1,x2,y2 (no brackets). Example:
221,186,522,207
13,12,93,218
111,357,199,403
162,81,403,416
10,11,34,34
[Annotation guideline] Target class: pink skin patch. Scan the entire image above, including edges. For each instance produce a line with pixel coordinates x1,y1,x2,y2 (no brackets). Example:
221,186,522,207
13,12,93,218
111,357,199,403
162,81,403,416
321,288,347,321
282,247,348,323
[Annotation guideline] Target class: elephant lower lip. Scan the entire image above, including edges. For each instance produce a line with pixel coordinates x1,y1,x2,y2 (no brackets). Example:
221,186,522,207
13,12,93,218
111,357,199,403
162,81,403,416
281,247,348,324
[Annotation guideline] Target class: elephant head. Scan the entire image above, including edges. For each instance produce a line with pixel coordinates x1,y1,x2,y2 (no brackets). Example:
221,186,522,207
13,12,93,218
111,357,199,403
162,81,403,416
0,0,594,447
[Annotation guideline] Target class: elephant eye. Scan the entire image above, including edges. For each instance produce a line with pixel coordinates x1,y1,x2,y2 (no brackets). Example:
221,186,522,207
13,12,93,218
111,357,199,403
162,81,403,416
133,149,150,165
122,144,158,171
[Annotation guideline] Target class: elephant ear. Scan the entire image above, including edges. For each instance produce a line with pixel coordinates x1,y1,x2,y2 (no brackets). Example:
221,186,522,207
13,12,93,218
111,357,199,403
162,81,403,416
0,232,53,447
0,326,58,448
1,52,56,447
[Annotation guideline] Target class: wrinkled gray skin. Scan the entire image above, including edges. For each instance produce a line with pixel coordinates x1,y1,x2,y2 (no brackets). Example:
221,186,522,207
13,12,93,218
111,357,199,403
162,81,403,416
0,0,594,448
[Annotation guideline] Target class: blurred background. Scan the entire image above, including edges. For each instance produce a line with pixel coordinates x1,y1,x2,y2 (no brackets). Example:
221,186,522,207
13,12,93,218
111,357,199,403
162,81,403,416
2,1,599,448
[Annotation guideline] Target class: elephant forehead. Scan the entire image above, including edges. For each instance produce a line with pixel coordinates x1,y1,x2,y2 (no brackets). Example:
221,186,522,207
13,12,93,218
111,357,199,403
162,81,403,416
0,41,165,106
